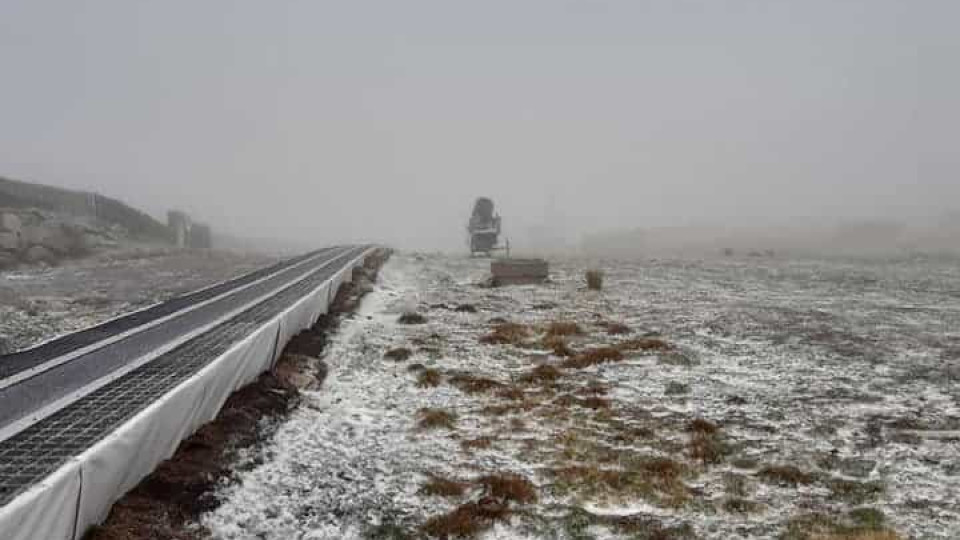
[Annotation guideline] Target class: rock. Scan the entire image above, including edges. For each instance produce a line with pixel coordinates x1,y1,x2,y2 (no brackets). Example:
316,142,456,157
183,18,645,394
0,212,22,234
384,347,413,361
0,232,20,251
398,312,427,325
24,245,57,264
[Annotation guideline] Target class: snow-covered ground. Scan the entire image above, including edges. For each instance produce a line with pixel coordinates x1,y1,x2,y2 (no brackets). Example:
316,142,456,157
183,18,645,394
203,252,960,539
0,248,273,353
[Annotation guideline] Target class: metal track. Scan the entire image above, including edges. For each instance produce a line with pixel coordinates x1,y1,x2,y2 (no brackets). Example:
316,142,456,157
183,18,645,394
0,247,331,379
0,245,369,507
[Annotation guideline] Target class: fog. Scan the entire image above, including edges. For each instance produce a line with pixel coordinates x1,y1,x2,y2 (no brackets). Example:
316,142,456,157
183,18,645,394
0,1,955,254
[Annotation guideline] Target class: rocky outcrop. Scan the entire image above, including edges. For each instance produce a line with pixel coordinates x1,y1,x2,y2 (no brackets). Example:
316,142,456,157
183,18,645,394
0,176,215,269
0,208,125,268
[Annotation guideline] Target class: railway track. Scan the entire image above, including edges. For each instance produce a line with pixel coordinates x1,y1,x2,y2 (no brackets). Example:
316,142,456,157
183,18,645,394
0,245,373,516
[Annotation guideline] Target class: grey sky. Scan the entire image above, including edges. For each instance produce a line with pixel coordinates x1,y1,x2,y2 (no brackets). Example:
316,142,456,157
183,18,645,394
0,1,954,250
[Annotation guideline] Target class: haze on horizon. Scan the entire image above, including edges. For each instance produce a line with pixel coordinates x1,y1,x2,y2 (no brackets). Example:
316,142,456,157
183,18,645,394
0,1,955,252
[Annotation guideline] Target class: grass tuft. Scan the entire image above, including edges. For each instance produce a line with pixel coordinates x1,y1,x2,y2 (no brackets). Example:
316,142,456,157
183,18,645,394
545,321,583,337
757,465,816,486
479,322,531,346
448,373,503,394
561,347,623,369
540,335,575,357
417,408,457,430
416,368,442,388
476,473,538,504
420,474,469,498
687,418,719,435
521,364,562,383
461,436,494,451
605,322,631,335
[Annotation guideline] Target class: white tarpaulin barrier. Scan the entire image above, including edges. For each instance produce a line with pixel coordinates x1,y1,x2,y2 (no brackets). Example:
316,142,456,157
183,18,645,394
0,247,373,540
0,461,81,540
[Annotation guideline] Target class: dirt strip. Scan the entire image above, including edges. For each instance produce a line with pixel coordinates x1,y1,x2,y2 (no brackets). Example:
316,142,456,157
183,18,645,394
84,248,391,540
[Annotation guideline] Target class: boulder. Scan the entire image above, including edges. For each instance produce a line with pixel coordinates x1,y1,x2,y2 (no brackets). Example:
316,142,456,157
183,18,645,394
0,231,20,251
21,222,88,255
0,212,22,234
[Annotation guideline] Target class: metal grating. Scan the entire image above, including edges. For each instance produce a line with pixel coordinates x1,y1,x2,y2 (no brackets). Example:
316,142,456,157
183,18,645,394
0,248,330,378
0,246,364,506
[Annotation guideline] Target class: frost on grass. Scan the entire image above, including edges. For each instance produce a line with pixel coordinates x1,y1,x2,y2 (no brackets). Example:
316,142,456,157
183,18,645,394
203,253,960,539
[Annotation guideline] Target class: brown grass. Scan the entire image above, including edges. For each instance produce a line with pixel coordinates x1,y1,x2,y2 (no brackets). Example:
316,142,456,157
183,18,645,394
417,368,442,388
687,418,719,435
561,347,623,369
545,321,583,337
827,478,884,504
417,408,457,430
605,322,631,335
757,465,816,486
689,432,727,464
479,322,531,346
420,499,509,539
586,269,604,290
520,364,562,383
540,335,575,357
448,373,503,394
577,381,610,396
384,347,412,361
461,436,494,451
579,396,612,410
551,457,688,506
812,534,901,540
723,497,762,514
476,473,538,504
496,386,526,401
420,474,469,497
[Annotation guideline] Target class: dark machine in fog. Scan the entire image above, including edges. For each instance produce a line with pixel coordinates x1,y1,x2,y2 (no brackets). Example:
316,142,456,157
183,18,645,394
467,197,508,256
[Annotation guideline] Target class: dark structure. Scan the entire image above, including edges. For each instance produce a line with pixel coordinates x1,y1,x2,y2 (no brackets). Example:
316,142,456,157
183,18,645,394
467,197,507,256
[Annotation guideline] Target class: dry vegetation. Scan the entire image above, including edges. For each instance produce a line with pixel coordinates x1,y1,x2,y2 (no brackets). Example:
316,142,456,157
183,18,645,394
544,321,583,337
420,474,469,498
417,408,457,430
758,465,818,486
604,321,631,335
399,266,906,539
560,346,623,369
416,368,442,388
479,322,531,346
448,373,503,394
